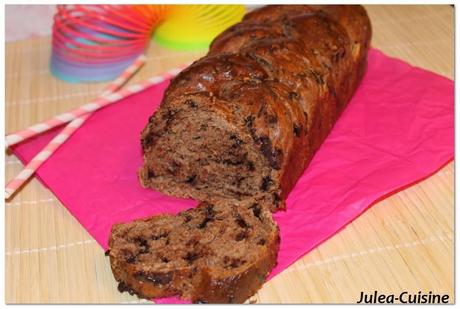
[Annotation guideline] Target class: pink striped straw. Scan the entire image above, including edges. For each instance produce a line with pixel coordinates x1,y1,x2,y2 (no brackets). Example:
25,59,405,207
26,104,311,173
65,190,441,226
5,54,151,200
5,115,90,200
5,59,190,148
100,54,147,96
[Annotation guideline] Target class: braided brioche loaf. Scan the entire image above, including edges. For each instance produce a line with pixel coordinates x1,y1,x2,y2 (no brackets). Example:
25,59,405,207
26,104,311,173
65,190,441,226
110,5,372,303
139,5,371,211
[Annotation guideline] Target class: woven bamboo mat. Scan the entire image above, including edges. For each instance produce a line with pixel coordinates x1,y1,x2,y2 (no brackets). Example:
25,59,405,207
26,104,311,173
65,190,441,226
5,5,454,303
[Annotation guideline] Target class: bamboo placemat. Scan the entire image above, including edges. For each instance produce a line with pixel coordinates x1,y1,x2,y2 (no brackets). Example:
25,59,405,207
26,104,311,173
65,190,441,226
5,5,454,304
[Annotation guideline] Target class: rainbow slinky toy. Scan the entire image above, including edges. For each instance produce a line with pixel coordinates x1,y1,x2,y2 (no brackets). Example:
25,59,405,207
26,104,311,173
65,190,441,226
50,5,246,83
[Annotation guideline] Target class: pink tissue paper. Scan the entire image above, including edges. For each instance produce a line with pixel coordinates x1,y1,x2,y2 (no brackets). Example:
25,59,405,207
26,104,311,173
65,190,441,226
12,49,454,303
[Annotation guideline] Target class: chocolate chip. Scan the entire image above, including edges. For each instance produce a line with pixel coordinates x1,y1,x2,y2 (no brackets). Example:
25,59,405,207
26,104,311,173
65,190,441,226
247,161,255,171
126,254,136,264
255,56,271,67
161,256,169,263
288,91,299,100
259,135,271,153
257,239,266,245
163,109,178,126
147,169,156,178
223,158,244,166
267,115,278,124
134,237,150,254
152,232,169,240
244,115,255,128
117,282,126,293
261,176,272,191
118,282,136,295
184,252,199,264
229,134,243,147
183,214,193,223
225,257,245,268
204,204,215,217
247,52,271,68
134,271,173,285
135,237,148,247
235,231,248,241
185,99,197,108
311,70,324,85
259,136,282,170
198,217,211,229
293,124,302,137
198,205,215,229
162,109,175,119
249,203,262,220
141,135,153,151
234,214,249,229
185,174,197,184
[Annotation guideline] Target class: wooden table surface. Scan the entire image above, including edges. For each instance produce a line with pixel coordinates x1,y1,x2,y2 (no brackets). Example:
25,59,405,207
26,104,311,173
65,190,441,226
5,5,454,304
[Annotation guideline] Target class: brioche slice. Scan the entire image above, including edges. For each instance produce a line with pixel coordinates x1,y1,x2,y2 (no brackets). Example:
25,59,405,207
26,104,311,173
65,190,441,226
108,201,279,303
